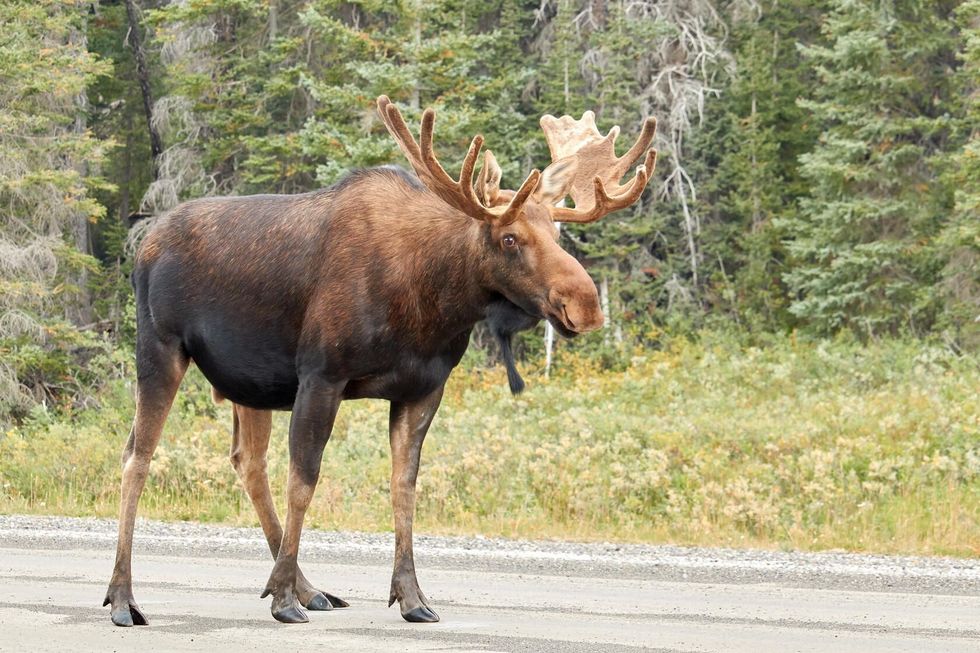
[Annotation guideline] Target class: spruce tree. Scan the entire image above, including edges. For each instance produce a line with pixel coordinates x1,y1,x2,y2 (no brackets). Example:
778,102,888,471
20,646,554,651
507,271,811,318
0,0,111,418
698,1,825,331
937,0,980,349
785,0,957,337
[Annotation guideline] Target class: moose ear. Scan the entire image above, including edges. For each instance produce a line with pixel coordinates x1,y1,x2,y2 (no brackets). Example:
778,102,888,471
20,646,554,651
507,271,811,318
533,157,578,205
477,150,503,205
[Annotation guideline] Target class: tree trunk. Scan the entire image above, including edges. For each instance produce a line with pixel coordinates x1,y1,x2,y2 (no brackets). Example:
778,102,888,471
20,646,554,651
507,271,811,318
600,275,610,344
68,9,93,325
268,0,278,40
590,0,607,28
124,0,163,176
410,0,422,110
118,109,133,222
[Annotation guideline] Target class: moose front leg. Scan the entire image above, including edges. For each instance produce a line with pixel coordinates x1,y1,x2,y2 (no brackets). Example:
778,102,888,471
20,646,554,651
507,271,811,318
261,375,343,624
388,385,445,623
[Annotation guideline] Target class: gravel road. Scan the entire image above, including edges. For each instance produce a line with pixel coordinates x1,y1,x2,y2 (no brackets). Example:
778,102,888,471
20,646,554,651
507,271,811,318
0,515,977,652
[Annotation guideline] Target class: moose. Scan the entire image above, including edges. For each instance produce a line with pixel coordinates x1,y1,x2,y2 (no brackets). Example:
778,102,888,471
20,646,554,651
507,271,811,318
103,95,657,627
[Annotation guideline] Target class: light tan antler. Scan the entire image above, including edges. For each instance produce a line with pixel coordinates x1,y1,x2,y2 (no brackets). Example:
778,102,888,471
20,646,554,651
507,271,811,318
377,95,541,225
476,150,502,205
539,110,657,223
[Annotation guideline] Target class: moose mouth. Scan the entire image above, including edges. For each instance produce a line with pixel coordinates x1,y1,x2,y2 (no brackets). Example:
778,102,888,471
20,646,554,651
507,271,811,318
544,304,580,339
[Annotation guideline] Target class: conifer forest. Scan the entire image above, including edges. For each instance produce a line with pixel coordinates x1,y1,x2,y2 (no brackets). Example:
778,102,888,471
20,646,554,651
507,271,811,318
0,1,977,552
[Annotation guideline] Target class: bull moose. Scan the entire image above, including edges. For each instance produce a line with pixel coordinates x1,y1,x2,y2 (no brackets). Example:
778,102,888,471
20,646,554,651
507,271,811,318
103,95,657,626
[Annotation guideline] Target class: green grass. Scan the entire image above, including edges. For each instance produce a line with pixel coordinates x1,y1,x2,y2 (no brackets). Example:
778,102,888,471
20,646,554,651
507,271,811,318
1,334,978,556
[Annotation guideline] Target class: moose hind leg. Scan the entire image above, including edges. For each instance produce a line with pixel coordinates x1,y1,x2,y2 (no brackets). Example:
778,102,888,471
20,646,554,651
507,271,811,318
261,375,343,624
104,337,188,627
228,403,348,611
388,386,445,623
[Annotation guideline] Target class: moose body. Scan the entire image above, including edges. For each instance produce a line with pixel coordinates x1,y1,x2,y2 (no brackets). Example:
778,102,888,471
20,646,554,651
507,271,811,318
139,170,483,409
104,96,656,628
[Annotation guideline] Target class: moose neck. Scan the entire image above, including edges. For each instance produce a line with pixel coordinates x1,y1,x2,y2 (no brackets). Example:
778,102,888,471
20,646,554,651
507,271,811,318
376,193,496,346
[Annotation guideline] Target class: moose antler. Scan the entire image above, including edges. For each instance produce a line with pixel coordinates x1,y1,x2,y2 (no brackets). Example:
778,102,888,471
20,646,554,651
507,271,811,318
377,96,541,225
539,110,658,223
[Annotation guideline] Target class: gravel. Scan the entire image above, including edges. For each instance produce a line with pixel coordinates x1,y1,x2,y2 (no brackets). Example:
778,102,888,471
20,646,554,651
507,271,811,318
1,514,977,596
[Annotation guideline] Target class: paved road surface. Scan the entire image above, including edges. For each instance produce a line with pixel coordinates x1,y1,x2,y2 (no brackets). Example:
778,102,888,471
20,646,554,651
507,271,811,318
0,515,977,652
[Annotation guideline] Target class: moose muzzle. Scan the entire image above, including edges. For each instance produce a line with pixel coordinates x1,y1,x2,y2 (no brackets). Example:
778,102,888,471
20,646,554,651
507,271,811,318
546,264,604,335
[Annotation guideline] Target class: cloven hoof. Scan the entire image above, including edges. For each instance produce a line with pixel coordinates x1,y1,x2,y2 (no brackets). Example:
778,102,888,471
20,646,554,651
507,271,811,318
303,593,333,611
109,604,148,627
402,606,440,623
271,604,309,624
323,592,350,609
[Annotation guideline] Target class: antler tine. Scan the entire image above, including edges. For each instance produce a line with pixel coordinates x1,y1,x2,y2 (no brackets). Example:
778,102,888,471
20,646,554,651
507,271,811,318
418,111,511,213
605,146,657,198
552,149,656,224
418,109,462,190
496,169,542,226
378,96,493,220
614,117,657,178
418,108,496,218
539,108,658,222
457,135,484,207
378,96,423,166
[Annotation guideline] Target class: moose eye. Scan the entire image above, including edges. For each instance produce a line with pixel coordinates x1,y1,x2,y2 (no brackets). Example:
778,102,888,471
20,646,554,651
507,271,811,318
501,234,518,249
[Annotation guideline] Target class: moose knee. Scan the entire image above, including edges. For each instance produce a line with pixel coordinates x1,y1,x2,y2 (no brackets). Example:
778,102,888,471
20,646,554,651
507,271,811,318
229,448,246,474
230,449,268,480
121,429,137,465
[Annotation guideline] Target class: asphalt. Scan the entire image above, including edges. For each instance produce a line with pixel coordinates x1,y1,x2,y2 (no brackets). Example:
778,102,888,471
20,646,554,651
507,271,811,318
0,515,978,652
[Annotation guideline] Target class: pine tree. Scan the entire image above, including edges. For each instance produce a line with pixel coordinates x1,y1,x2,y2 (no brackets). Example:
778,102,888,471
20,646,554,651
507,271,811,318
784,0,957,337
0,0,112,419
937,0,980,349
141,0,537,203
302,0,535,187
697,0,825,331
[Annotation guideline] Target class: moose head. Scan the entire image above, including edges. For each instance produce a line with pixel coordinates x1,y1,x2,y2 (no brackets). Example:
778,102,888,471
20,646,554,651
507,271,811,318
376,96,657,339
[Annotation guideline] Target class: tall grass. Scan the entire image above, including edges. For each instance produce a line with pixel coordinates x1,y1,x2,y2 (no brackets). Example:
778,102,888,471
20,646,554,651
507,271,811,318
1,334,977,556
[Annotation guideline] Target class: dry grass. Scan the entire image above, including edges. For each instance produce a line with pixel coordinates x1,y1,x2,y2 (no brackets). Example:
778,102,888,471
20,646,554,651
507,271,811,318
1,334,977,556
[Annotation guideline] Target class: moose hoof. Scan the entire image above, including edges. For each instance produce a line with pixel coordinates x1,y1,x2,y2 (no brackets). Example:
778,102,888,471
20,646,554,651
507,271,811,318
110,603,148,627
402,606,440,623
323,591,349,608
303,593,333,611
272,604,309,624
